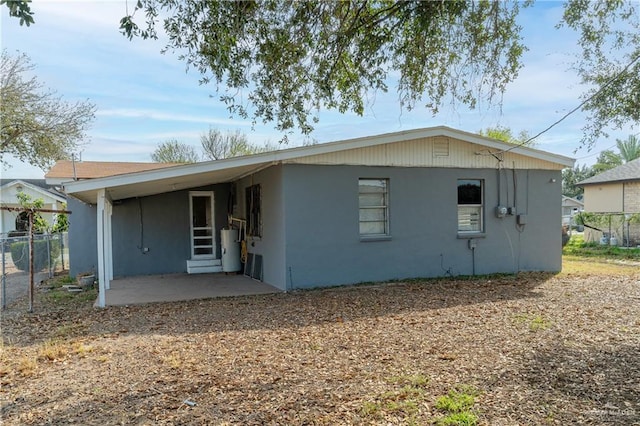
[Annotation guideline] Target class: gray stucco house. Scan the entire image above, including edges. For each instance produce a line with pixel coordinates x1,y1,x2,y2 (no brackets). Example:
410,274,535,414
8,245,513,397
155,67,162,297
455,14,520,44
58,127,574,307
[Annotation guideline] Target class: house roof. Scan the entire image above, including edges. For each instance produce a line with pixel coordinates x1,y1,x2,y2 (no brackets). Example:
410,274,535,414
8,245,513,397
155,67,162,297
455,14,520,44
562,196,584,207
62,126,575,204
45,160,181,184
0,178,49,189
577,158,640,186
0,179,67,204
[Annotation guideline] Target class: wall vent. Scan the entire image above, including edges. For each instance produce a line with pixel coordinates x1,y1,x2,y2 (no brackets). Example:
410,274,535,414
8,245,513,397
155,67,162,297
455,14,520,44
433,139,450,157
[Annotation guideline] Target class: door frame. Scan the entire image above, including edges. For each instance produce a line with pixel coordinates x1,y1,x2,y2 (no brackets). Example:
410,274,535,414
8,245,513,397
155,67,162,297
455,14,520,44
189,191,216,259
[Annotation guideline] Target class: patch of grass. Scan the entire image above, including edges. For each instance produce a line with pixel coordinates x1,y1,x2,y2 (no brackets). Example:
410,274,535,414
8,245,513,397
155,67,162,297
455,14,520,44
562,256,639,277
513,313,551,332
360,373,431,422
563,235,640,260
75,288,98,302
38,340,68,362
388,373,430,388
17,356,38,377
43,285,98,306
382,385,427,403
50,275,75,288
435,389,475,412
73,342,95,357
360,401,380,417
435,385,479,426
529,315,551,331
386,399,419,414
0,344,34,377
45,289,76,303
59,275,75,283
53,323,87,339
436,411,478,425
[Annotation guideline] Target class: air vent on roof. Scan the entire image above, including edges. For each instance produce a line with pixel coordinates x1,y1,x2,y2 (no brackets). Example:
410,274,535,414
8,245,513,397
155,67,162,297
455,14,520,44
433,139,450,157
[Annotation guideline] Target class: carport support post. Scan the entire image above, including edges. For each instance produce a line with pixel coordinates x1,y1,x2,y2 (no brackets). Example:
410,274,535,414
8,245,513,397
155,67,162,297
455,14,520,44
96,189,113,308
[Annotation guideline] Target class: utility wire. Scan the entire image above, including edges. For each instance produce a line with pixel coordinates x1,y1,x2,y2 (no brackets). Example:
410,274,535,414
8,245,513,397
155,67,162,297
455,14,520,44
497,54,640,155
573,130,640,161
573,143,616,160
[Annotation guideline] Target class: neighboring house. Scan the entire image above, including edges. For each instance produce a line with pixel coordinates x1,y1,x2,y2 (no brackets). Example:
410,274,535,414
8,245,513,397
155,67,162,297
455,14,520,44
55,126,574,307
577,157,640,245
0,179,66,235
577,158,640,214
561,196,584,226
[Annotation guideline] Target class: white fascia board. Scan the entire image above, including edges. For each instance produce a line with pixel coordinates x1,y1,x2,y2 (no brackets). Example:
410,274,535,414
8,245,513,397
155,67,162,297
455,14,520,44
62,155,279,195
62,126,575,196
61,130,430,195
279,126,576,167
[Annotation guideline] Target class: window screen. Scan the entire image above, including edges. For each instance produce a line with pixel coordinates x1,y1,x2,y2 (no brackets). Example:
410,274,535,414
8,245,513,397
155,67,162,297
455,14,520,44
359,179,389,236
457,179,483,233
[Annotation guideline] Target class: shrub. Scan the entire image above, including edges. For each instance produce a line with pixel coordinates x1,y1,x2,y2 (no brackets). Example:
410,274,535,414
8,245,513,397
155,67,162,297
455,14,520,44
10,239,61,272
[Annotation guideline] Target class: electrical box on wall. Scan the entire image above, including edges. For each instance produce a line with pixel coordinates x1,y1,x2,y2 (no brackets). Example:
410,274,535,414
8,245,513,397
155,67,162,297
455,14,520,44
517,214,527,225
508,207,516,216
495,205,507,218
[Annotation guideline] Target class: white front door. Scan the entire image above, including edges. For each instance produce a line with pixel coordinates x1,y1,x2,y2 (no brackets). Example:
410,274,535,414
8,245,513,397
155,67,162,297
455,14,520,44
189,191,216,259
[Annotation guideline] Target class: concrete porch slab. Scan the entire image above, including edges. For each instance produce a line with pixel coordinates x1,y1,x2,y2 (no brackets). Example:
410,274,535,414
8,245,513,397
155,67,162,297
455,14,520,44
102,273,281,306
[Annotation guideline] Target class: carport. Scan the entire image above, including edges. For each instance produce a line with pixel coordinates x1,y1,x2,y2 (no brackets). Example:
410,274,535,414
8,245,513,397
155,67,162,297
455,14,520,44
62,155,286,308
100,272,281,306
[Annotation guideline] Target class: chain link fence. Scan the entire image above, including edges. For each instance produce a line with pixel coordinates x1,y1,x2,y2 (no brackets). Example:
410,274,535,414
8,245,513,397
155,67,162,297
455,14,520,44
1,232,69,309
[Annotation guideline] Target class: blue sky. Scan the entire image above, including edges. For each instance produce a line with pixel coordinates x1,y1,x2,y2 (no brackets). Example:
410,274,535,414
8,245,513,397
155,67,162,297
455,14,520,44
1,1,634,179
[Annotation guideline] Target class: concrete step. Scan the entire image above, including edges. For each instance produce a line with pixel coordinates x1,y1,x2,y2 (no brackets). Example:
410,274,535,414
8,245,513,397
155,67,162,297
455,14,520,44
187,259,222,274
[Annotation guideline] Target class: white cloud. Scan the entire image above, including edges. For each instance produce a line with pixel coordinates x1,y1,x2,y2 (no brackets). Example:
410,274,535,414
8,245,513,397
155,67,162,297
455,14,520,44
96,108,251,127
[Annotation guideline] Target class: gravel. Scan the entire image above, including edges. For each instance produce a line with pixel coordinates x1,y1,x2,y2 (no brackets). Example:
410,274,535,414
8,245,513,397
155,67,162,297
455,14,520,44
1,258,639,425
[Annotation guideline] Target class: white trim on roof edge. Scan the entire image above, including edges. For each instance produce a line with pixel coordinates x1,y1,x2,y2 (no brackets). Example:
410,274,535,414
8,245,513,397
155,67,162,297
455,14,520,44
63,126,575,196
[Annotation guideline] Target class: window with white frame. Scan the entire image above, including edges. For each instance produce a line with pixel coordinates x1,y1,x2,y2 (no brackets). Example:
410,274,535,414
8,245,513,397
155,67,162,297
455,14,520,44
359,178,389,237
457,179,483,233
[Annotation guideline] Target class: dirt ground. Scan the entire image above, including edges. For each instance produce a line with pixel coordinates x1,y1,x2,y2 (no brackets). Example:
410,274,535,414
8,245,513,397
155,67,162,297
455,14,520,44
1,269,50,308
1,258,639,425
1,251,62,307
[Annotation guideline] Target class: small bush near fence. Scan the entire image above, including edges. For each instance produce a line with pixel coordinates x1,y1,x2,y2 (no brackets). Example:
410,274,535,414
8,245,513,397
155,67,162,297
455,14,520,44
10,239,61,272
